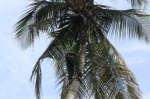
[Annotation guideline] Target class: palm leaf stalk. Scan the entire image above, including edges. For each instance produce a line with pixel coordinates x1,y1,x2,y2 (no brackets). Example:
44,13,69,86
14,0,150,99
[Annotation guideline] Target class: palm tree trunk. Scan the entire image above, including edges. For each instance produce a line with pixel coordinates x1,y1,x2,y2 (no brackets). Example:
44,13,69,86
65,44,86,99
61,76,68,99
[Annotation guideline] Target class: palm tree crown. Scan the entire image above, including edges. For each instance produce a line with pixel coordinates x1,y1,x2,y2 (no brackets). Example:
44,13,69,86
15,0,150,99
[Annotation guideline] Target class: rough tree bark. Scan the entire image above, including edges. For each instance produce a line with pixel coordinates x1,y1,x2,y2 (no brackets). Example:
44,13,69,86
65,44,86,99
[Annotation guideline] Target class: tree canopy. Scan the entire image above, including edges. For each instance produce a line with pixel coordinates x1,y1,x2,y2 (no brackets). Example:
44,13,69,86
14,0,150,99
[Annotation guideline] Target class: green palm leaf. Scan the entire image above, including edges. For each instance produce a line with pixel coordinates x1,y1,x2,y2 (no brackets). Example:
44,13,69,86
84,33,141,99
87,6,150,42
15,1,66,48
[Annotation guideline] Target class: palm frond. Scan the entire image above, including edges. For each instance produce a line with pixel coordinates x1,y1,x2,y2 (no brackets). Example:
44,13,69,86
108,9,150,42
30,23,74,99
82,30,142,99
30,60,42,99
110,0,147,8
90,7,150,42
127,0,147,8
14,1,66,48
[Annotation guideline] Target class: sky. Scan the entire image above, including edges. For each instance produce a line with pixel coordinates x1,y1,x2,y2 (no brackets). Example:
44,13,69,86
0,0,150,99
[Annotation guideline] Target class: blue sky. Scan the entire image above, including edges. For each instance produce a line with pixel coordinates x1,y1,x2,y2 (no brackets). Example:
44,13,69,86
0,0,150,99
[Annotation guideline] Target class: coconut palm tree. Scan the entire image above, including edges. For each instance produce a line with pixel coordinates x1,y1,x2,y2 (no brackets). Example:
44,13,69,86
14,0,150,99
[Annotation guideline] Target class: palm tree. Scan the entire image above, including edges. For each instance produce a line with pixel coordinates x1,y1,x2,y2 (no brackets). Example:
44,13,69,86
14,0,150,99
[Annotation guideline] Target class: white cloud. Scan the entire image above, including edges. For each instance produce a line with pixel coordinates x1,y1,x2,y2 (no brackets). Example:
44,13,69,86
143,92,150,99
118,42,150,53
0,1,40,99
127,56,150,64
